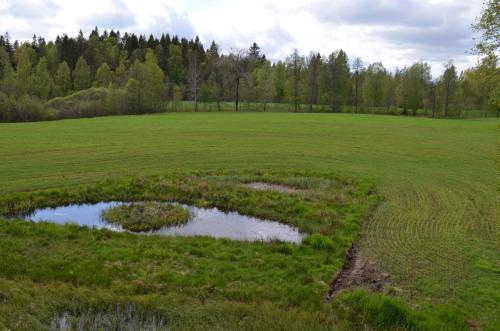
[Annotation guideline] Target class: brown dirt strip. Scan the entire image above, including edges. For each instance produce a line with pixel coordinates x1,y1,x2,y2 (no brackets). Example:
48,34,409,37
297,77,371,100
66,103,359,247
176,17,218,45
326,245,390,301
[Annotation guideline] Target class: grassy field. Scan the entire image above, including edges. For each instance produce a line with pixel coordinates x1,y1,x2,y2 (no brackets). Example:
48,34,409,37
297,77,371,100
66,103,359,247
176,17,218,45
163,100,494,119
0,113,498,330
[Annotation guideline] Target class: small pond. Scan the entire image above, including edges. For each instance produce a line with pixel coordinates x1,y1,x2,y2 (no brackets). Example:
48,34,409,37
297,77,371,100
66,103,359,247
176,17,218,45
24,202,304,243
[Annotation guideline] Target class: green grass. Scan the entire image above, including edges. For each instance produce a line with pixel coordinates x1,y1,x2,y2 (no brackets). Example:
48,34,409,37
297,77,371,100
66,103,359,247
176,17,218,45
0,112,498,329
164,100,494,118
101,202,191,232
0,173,376,330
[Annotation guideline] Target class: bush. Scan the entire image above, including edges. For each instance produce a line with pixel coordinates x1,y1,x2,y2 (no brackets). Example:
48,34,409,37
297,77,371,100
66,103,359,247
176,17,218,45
0,93,44,122
47,88,108,119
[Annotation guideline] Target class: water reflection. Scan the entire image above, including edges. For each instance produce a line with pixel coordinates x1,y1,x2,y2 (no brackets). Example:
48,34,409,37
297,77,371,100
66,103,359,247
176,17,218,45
25,202,303,243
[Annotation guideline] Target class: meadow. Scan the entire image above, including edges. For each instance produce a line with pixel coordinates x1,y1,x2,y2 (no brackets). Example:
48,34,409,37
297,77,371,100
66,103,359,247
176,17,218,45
0,112,498,330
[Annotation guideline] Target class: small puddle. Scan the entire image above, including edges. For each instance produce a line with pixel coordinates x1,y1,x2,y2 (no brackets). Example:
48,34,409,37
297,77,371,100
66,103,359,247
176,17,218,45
23,202,304,243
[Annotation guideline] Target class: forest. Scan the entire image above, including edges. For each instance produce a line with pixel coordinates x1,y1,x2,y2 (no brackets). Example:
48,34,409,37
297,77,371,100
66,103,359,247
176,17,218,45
0,27,498,122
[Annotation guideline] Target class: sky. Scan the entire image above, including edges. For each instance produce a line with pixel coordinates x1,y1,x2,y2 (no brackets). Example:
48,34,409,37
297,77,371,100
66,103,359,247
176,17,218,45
0,0,484,76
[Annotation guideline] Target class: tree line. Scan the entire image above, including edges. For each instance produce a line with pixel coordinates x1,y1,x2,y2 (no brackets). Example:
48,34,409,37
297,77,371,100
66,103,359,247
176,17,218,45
0,27,498,122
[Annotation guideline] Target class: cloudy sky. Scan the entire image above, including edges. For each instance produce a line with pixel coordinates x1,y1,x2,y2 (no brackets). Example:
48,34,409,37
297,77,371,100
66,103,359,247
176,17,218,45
0,0,483,76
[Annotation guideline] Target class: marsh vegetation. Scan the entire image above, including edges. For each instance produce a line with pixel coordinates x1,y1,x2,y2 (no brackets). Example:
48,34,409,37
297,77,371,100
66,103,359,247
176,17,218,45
101,202,190,232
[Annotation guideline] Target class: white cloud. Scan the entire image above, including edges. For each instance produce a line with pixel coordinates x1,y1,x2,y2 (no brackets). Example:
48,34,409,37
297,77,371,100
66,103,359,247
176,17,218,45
0,0,483,76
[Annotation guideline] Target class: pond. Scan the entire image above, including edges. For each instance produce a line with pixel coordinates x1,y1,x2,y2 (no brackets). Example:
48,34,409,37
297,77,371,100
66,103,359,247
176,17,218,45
24,202,304,243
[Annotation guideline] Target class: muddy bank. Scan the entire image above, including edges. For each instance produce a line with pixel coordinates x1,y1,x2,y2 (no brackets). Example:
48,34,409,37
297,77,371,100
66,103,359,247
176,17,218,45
326,245,390,301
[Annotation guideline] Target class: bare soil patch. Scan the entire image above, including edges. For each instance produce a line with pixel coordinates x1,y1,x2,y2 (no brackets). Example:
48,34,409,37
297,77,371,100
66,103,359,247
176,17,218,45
246,182,302,194
326,245,390,301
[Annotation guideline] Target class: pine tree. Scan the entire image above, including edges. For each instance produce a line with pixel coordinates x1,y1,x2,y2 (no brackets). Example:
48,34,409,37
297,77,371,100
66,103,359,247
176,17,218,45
154,44,168,74
248,42,265,64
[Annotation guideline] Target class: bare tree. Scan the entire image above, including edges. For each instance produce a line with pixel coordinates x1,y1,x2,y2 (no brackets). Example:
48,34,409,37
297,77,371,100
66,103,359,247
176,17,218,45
229,49,247,111
188,49,201,111
307,53,320,112
262,65,271,112
287,49,302,112
352,57,364,113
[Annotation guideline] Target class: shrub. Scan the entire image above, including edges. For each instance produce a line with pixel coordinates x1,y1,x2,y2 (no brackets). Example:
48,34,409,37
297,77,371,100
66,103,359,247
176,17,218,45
47,88,108,119
0,94,44,122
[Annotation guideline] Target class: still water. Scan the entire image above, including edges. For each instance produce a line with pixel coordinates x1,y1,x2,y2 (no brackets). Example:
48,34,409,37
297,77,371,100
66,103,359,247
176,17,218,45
25,202,304,243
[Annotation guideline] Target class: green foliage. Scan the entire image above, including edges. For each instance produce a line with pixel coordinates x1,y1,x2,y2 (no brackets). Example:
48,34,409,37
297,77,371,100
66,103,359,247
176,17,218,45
0,47,10,80
471,0,499,55
0,29,498,122
33,57,52,100
46,87,108,119
54,61,72,96
45,42,60,75
0,52,17,96
405,62,432,114
125,78,141,113
440,62,459,117
72,56,91,91
329,50,350,112
0,92,44,122
487,80,500,112
15,45,35,95
168,45,185,85
128,52,164,112
94,62,114,87
364,62,388,108
101,202,190,232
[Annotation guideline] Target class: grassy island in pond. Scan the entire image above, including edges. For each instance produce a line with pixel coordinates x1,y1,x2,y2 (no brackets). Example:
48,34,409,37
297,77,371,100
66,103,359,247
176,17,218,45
101,202,190,232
